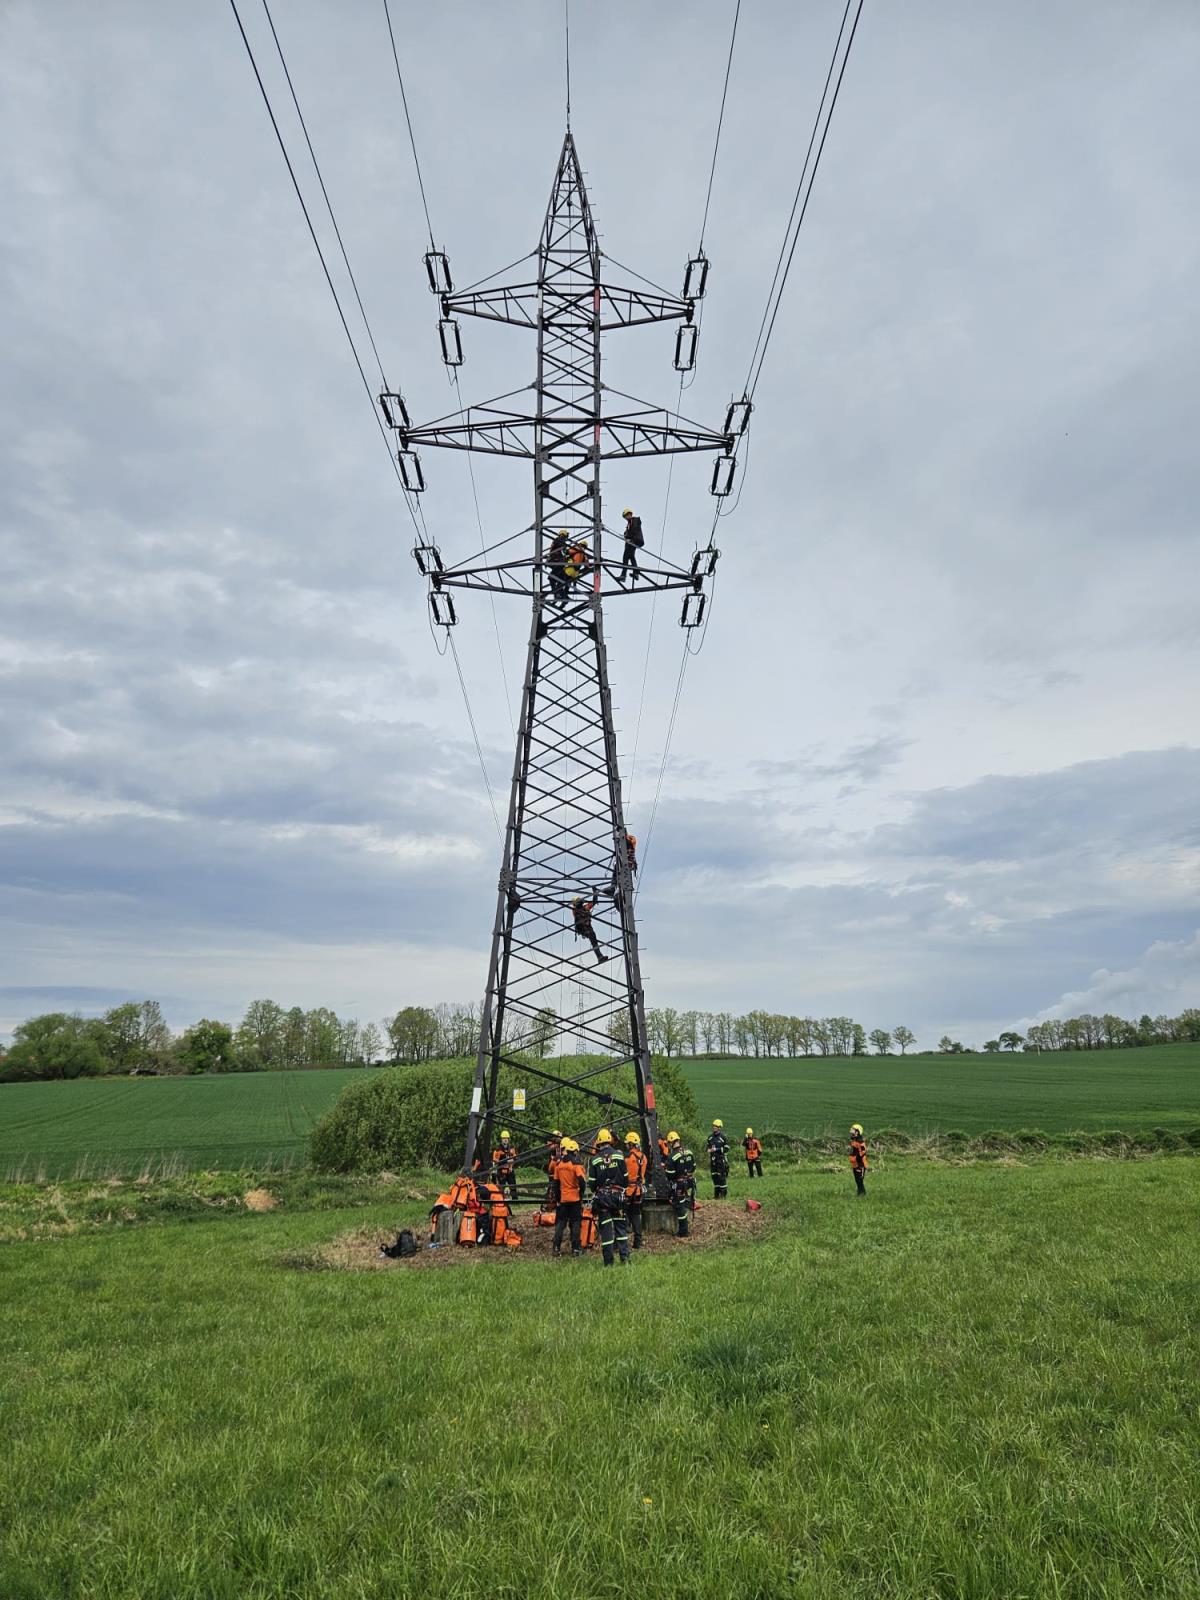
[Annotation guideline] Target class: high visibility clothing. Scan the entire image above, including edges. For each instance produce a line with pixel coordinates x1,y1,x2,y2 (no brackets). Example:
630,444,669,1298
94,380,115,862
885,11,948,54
492,1141,517,1173
624,1145,648,1199
555,1158,586,1203
849,1136,869,1171
743,1136,762,1161
665,1144,696,1236
590,1149,627,1197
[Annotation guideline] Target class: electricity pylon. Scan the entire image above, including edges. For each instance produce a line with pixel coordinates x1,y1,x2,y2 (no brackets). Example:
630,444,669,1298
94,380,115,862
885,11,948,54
380,133,744,1199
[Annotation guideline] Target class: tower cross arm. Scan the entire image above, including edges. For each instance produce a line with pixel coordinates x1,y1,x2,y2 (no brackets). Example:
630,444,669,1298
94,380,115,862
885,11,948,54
401,407,729,460
442,279,693,332
598,405,731,457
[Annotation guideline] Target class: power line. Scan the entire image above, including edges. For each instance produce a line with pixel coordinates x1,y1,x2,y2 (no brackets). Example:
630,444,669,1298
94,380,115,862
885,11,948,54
627,3,742,810
260,0,388,387
229,0,422,539
698,0,742,252
636,638,692,889
626,375,685,810
233,0,504,845
449,633,503,837
377,3,517,736
745,0,865,399
383,0,435,250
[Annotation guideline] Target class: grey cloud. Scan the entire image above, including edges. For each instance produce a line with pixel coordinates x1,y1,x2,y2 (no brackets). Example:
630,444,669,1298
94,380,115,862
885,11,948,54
2,1,1199,1044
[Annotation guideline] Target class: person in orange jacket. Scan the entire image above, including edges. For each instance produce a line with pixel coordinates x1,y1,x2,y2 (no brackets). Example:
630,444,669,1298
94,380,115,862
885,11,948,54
552,1138,586,1256
491,1129,519,1202
849,1123,868,1195
623,1130,649,1249
743,1128,763,1179
544,1131,565,1207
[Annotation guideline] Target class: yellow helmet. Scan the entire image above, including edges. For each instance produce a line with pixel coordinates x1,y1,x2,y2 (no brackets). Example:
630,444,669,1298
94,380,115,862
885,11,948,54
850,1123,863,1135
745,1128,754,1136
596,1127,614,1145
500,1130,511,1140
558,528,569,536
666,1130,680,1143
622,508,634,518
560,1137,578,1152
712,1119,723,1127
624,1131,640,1144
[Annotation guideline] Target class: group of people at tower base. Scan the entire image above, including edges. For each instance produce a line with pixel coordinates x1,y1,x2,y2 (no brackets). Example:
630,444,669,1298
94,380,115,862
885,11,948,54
538,1128,681,1263
427,1120,869,1260
546,509,645,604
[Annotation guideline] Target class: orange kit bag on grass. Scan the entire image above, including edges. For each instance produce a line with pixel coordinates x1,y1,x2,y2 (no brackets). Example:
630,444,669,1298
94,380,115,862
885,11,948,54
458,1212,479,1246
533,1209,556,1228
579,1208,597,1249
504,1231,523,1250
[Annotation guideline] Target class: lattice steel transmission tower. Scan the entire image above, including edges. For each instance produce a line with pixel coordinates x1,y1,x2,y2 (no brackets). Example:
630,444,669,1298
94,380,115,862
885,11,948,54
380,133,747,1199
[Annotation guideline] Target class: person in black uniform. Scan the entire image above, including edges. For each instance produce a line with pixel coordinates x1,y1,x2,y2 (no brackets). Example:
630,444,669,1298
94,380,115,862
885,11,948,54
705,1119,730,1199
617,508,645,585
588,1128,631,1266
664,1131,697,1237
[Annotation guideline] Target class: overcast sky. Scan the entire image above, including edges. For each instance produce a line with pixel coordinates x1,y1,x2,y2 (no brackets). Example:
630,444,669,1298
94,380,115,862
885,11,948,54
2,0,1198,1047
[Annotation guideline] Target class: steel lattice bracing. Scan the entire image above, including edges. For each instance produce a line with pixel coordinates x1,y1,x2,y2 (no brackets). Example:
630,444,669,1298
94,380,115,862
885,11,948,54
382,134,731,1199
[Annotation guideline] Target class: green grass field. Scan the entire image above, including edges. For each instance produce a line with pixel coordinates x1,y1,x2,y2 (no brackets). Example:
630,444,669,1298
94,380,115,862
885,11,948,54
684,1043,1200,1137
2,1044,1198,1178
0,1068,379,1179
2,1156,1198,1598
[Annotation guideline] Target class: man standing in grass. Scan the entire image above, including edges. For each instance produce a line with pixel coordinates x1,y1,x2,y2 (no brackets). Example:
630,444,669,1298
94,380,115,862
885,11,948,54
665,1131,697,1237
849,1124,868,1196
623,1131,648,1249
706,1119,731,1199
743,1128,763,1179
552,1139,586,1256
589,1128,632,1266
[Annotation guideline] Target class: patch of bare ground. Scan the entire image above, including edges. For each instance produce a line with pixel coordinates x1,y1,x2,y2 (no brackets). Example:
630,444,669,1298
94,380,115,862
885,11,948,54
287,1200,769,1273
243,1188,278,1212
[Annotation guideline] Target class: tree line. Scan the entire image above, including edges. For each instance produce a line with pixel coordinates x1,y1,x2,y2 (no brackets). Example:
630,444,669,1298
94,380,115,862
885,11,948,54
0,1000,386,1083
3,997,1197,1083
1015,1009,1200,1052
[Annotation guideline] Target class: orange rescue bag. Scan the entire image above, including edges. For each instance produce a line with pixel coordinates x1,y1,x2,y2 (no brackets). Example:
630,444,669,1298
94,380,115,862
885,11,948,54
458,1212,478,1246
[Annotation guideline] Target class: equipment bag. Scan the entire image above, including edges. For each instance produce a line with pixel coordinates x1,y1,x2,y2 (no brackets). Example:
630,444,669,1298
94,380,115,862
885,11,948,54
490,1218,509,1247
505,1231,523,1250
533,1209,556,1228
458,1212,478,1246
380,1228,418,1259
580,1209,597,1249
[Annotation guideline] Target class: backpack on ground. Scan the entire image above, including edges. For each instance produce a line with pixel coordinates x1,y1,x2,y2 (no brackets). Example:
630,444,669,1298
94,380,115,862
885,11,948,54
380,1228,418,1259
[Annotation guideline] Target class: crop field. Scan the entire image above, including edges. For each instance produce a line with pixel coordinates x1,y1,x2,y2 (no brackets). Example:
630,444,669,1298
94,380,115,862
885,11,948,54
2,1155,1198,1599
2,1044,1199,1177
684,1042,1200,1137
0,1068,381,1179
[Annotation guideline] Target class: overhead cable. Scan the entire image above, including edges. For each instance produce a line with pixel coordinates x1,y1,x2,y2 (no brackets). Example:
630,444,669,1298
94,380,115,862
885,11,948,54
260,0,388,387
449,633,503,837
229,0,422,539
745,0,865,399
698,0,742,252
378,0,517,734
383,0,436,249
